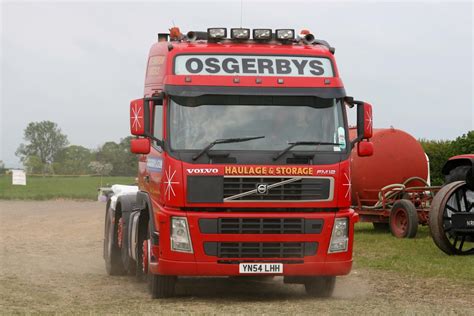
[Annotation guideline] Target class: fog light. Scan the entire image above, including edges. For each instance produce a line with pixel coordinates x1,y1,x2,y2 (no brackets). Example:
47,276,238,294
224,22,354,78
275,29,295,41
171,216,193,253
231,28,250,40
253,29,272,40
328,217,349,253
207,28,227,40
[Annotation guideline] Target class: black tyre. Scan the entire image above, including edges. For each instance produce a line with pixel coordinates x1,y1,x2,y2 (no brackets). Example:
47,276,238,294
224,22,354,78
150,274,177,299
104,209,126,275
304,276,335,298
145,221,177,298
389,200,418,238
445,166,470,184
372,222,389,232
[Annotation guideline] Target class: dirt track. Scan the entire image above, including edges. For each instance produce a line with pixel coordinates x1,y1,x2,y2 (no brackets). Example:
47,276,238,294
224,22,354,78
0,201,473,314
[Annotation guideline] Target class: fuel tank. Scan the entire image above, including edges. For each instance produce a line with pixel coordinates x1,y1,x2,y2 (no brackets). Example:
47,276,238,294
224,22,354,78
349,128,429,205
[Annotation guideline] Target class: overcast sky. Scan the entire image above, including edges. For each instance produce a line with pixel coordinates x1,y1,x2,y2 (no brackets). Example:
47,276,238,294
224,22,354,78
1,0,473,167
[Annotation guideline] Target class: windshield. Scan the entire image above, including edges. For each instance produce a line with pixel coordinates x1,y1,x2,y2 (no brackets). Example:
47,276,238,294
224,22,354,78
169,96,346,152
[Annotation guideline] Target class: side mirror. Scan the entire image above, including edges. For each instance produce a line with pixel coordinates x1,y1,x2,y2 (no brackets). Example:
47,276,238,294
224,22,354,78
130,99,147,136
357,102,373,139
357,141,374,157
129,95,165,148
130,138,151,154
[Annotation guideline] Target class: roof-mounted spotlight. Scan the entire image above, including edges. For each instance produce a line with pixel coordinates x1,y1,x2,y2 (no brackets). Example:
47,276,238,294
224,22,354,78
207,28,227,41
253,29,272,41
275,29,295,41
231,28,250,40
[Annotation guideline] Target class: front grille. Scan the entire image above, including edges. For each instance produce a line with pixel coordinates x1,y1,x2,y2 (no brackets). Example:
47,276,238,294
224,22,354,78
204,242,318,258
219,218,304,234
223,177,331,201
199,218,324,234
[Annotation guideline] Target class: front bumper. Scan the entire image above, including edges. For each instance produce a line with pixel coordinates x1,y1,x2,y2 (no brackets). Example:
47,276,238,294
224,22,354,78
150,257,353,276
149,205,358,277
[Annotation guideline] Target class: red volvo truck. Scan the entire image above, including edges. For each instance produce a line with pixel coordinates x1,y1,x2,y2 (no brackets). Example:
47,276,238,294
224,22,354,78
103,27,374,298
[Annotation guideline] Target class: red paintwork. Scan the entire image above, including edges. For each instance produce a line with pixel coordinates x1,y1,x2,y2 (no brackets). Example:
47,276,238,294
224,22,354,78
130,138,150,155
130,99,145,135
143,41,342,97
357,141,374,157
132,38,362,278
350,128,428,206
148,206,358,276
448,154,474,161
363,103,373,139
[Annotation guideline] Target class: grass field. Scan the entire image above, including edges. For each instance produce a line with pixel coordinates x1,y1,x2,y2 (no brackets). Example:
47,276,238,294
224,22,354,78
354,223,474,283
0,175,135,200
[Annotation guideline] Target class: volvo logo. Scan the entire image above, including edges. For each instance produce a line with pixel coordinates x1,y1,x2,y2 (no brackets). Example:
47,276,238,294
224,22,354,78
256,184,269,195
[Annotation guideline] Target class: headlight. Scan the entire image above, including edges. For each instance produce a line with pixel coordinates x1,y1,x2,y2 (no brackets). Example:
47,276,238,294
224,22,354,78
171,217,193,253
207,28,227,40
328,217,349,253
231,28,250,40
253,29,272,40
275,29,295,41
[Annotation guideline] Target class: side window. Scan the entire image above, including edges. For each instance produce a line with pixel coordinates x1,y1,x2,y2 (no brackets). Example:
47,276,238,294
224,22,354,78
153,105,163,143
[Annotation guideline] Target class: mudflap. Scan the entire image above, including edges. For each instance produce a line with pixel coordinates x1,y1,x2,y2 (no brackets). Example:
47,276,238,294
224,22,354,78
116,194,139,274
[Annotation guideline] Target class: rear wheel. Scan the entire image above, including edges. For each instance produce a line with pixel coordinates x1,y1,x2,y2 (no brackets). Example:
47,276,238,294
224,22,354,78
304,276,335,298
429,181,474,255
389,200,418,238
104,209,125,275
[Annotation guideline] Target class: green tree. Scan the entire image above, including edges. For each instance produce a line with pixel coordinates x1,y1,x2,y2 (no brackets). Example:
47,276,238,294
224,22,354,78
94,137,137,176
53,145,92,175
0,160,6,174
89,161,113,187
24,155,44,174
451,130,474,154
16,121,69,173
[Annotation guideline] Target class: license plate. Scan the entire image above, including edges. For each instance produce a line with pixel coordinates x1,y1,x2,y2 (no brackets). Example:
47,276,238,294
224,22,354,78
239,263,283,274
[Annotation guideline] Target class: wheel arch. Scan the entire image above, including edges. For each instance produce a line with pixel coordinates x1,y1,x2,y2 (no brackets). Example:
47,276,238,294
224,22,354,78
136,191,158,245
442,156,474,175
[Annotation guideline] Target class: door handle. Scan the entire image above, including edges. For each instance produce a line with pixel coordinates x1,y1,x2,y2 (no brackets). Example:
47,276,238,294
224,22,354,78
144,175,150,183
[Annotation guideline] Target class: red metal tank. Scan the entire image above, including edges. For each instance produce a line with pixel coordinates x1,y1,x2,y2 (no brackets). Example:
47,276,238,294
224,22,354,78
349,128,429,206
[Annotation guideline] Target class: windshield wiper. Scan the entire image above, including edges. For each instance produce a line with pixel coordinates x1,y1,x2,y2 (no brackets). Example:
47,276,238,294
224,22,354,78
192,136,265,161
273,141,341,161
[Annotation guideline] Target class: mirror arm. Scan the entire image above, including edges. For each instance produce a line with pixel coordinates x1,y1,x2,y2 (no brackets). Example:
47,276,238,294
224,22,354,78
143,133,163,147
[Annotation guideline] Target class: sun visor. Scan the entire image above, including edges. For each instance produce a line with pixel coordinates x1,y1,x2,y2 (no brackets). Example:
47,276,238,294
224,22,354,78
164,85,346,99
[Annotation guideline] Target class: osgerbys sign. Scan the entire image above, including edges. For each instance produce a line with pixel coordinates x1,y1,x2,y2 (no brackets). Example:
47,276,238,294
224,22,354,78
174,55,334,77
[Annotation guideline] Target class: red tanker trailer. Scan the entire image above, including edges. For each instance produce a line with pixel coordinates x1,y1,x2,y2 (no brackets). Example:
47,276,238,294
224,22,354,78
350,128,441,238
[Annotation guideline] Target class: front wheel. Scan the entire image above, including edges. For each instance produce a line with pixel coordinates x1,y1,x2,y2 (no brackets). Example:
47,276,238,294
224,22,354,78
150,274,177,299
304,276,335,297
144,221,177,298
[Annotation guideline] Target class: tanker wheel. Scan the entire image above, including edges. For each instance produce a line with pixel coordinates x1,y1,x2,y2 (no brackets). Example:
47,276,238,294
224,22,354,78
373,222,389,232
429,181,474,255
304,276,336,298
104,209,126,275
389,200,418,238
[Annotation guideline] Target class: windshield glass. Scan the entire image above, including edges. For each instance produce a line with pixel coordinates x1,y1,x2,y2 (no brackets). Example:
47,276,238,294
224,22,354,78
169,96,346,152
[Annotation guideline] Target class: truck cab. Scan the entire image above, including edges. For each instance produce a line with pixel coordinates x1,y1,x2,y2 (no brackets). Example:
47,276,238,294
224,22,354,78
104,27,374,298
